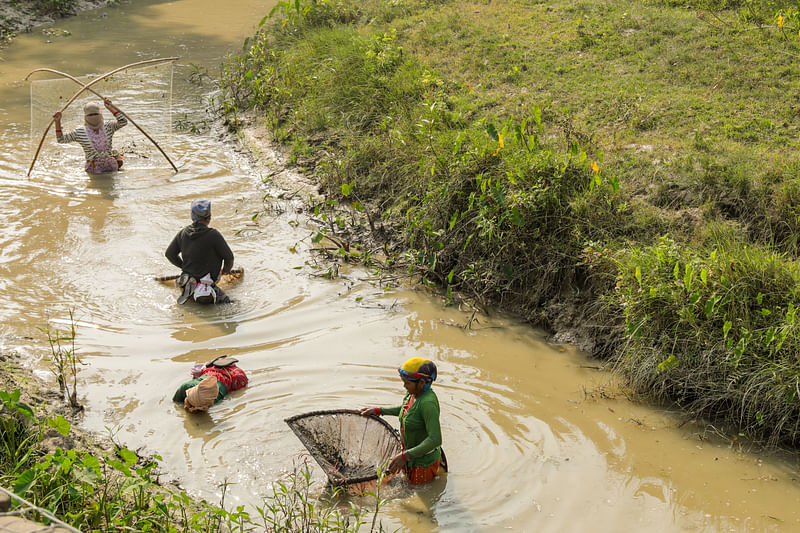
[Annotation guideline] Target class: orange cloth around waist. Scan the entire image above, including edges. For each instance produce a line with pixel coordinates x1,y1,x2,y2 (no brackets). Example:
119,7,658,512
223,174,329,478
405,458,442,485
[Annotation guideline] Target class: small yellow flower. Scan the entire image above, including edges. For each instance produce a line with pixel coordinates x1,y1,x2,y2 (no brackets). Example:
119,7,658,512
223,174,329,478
778,14,785,28
591,160,600,173
493,133,505,156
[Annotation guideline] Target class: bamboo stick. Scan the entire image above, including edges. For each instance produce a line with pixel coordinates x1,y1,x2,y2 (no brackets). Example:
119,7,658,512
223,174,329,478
154,267,244,282
25,57,179,176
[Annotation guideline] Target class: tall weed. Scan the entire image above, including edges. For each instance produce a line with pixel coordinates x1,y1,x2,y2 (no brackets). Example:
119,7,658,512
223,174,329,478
39,311,81,409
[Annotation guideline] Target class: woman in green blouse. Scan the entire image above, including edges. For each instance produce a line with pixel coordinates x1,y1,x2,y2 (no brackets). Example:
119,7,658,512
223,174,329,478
361,357,446,484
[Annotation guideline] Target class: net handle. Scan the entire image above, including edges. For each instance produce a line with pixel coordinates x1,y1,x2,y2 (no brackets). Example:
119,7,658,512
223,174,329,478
24,57,180,176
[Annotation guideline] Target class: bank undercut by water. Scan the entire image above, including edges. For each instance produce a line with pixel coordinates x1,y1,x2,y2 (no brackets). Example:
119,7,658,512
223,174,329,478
218,0,800,447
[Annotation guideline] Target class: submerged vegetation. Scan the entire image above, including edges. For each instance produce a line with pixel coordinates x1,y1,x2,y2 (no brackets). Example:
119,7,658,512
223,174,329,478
219,0,800,446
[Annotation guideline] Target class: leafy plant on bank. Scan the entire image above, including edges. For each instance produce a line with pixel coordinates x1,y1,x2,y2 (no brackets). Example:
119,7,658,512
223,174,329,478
606,234,800,445
0,393,190,532
0,389,41,475
39,311,81,409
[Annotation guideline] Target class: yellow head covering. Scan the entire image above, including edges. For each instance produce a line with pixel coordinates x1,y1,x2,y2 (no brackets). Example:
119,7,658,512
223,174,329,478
401,357,428,374
398,358,437,389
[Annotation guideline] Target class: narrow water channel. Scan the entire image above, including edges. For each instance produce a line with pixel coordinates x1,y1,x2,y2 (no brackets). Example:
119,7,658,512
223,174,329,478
1,1,800,531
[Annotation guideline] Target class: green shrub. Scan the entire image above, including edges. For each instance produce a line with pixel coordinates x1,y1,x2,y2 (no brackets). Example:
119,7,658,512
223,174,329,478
607,235,800,445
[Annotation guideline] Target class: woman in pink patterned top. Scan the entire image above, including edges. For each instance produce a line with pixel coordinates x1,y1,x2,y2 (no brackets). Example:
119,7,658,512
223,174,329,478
53,98,128,174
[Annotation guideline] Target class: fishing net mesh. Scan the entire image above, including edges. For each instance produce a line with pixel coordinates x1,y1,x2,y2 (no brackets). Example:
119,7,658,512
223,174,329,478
285,409,402,485
29,62,173,171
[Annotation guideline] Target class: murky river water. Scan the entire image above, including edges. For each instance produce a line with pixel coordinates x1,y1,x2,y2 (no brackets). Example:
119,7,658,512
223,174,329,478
2,1,800,531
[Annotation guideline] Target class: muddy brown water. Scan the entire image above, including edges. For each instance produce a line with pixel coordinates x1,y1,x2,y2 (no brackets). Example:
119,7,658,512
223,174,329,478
1,1,800,531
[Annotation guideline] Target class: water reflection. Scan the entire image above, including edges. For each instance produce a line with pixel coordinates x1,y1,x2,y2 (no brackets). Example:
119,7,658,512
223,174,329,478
396,477,455,531
168,307,241,341
182,409,217,437
86,172,120,199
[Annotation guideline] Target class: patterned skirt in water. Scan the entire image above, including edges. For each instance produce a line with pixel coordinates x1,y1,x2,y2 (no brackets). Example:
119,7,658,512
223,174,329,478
85,155,119,174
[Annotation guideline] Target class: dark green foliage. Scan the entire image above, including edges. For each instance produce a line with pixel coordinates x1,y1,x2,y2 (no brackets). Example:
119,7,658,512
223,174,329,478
0,390,38,473
607,236,800,446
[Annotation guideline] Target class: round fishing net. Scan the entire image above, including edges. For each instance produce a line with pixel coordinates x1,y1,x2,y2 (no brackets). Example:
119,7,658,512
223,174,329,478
285,409,402,486
28,61,174,173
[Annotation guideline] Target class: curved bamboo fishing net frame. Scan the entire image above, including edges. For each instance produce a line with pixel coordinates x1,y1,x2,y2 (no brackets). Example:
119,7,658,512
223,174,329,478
26,58,179,176
285,409,402,486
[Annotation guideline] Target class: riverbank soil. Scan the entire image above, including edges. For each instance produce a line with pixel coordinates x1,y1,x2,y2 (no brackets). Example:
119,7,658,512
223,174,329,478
0,0,113,44
219,0,800,448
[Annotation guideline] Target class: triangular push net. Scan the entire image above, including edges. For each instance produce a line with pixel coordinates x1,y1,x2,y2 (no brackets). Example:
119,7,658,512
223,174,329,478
29,62,174,172
285,409,402,486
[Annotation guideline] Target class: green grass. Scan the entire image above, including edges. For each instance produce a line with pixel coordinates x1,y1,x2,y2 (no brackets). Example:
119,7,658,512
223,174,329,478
219,0,800,446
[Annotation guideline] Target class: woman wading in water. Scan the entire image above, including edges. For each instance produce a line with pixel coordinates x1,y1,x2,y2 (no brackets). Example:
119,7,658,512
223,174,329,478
53,98,127,174
361,357,447,485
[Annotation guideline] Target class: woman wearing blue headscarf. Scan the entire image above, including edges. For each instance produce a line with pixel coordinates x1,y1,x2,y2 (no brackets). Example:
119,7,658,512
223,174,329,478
361,357,446,484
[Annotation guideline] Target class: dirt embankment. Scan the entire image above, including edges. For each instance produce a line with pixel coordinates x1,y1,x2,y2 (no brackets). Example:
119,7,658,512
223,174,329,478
0,0,115,43
0,351,111,458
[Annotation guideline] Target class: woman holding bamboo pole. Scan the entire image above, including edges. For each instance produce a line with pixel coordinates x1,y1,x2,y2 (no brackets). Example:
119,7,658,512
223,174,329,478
52,97,127,174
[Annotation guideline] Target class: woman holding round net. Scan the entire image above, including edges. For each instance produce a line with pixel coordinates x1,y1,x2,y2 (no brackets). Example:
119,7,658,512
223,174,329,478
361,357,447,485
52,98,127,174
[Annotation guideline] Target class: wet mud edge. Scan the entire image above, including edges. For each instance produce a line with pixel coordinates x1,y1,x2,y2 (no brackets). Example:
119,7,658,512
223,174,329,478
234,114,611,357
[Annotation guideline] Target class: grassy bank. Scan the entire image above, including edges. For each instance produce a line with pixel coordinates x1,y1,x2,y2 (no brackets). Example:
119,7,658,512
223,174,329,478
218,0,800,446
